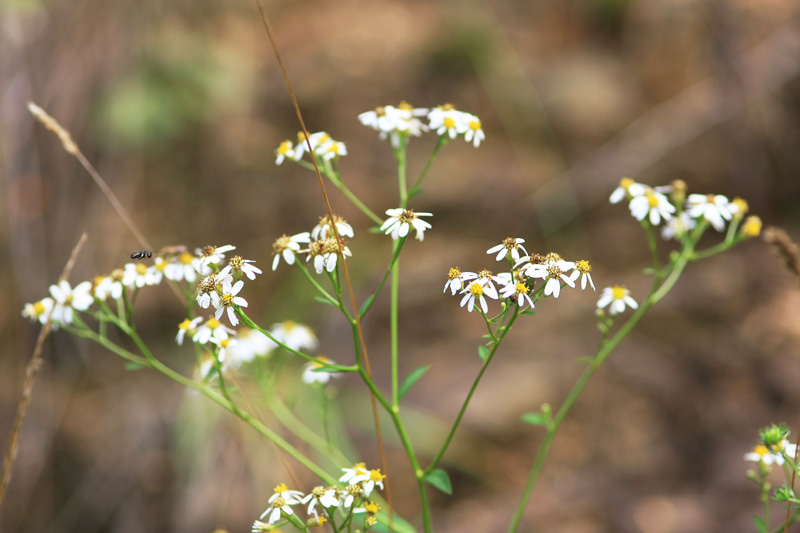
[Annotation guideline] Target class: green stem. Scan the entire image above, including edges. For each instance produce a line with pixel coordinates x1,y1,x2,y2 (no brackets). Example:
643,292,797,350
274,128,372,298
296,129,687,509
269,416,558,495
395,137,408,207
298,159,382,225
408,136,446,198
295,260,340,309
507,244,696,532
359,236,406,319
391,250,400,407
426,308,521,473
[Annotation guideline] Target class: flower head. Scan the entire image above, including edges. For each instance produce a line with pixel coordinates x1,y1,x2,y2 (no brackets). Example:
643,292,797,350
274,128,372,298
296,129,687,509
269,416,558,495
219,255,262,281
48,280,93,325
302,357,337,384
487,237,527,262
463,114,485,147
574,260,595,291
193,244,236,270
686,194,734,232
22,298,54,325
275,140,295,165
300,486,340,517
164,252,199,283
176,317,203,345
380,208,433,241
609,177,646,204
214,276,248,326
597,285,638,315
311,214,353,241
271,321,318,351
271,232,311,271
227,329,277,366
192,317,235,345
629,188,675,225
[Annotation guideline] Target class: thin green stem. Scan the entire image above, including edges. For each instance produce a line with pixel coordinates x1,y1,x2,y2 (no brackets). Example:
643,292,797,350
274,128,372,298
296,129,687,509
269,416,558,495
408,136,446,198
391,249,400,407
426,308,521,473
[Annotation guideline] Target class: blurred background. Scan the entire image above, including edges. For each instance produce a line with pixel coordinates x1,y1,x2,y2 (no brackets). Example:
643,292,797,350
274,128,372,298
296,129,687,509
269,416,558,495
3,0,800,531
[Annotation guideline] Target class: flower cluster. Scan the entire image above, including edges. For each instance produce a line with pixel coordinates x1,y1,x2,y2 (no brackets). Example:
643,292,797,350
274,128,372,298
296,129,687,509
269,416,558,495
254,464,386,530
610,177,762,239
275,131,347,166
445,240,595,314
357,101,484,149
271,214,353,274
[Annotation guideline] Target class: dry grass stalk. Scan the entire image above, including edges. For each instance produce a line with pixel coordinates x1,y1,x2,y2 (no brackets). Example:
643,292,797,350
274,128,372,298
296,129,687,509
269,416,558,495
0,232,89,509
762,226,800,286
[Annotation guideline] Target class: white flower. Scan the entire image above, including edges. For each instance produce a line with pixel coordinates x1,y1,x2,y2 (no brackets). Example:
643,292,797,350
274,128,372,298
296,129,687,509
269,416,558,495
609,177,647,204
460,280,497,313
574,260,596,291
164,252,199,283
300,486,340,517
686,193,734,232
274,140,295,165
597,285,638,315
226,328,276,366
251,520,272,533
48,280,93,325
339,463,370,484
122,262,153,289
219,255,262,281
307,237,351,274
210,337,237,364
359,102,429,143
260,482,302,524
342,484,363,509
522,258,577,299
192,317,235,345
302,357,337,384
661,212,697,240
380,208,433,241
463,114,485,147
193,244,236,270
22,297,54,325
271,321,318,352
321,140,347,161
361,469,386,496
146,257,167,285
629,188,675,225
214,277,248,326
428,105,468,139
293,131,332,161
176,317,203,345
444,267,465,295
271,232,311,271
499,279,535,309
487,237,527,262
311,214,354,241
744,444,784,466
196,275,220,309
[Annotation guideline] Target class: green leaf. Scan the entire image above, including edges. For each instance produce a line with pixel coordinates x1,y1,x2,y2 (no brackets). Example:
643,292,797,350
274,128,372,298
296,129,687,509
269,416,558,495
372,512,417,533
752,515,767,533
314,296,337,307
522,412,548,426
521,309,536,316
478,345,489,361
399,364,431,399
368,225,383,234
124,361,147,371
424,468,452,495
408,185,422,198
359,294,376,317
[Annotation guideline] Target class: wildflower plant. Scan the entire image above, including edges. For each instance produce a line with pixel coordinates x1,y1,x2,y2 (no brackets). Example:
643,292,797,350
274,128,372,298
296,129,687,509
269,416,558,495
19,76,772,531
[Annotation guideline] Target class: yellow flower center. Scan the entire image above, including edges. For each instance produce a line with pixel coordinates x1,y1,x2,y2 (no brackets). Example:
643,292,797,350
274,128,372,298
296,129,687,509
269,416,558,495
443,117,456,128
277,140,292,155
611,286,626,300
469,119,481,131
469,282,483,296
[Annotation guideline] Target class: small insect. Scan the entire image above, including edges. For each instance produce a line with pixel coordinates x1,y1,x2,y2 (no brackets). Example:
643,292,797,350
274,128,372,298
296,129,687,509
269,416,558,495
130,250,153,260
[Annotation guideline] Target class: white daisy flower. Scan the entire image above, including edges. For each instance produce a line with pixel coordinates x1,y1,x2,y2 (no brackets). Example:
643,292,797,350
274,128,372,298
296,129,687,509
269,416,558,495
196,275,220,309
574,260,596,291
271,320,318,352
271,232,311,271
48,280,93,325
444,267,465,295
460,280,497,313
302,357,337,384
744,444,784,466
192,317,234,345
487,237,527,262
91,276,113,301
22,297,54,325
164,252,199,283
321,140,347,161
146,257,167,285
311,214,354,241
176,317,203,345
268,483,304,506
226,328,276,366
193,244,236,270
339,463,370,484
251,520,272,532
522,258,578,299
300,486,340,517
260,494,299,525
307,237,352,274
210,337,237,364
294,131,332,161
661,212,696,240
428,105,468,139
463,114,485,147
361,469,386,496
499,279,535,309
597,285,638,315
214,276,248,327
274,139,295,165
609,177,646,204
219,255,262,281
342,484,363,509
629,188,675,225
380,208,433,241
122,262,153,289
686,193,734,232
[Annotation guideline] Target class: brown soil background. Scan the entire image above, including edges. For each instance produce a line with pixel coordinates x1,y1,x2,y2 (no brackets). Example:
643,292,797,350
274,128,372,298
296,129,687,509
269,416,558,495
3,0,800,532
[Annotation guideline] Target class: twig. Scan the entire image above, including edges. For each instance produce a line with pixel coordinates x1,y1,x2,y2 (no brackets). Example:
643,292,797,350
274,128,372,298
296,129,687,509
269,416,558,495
0,232,88,509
